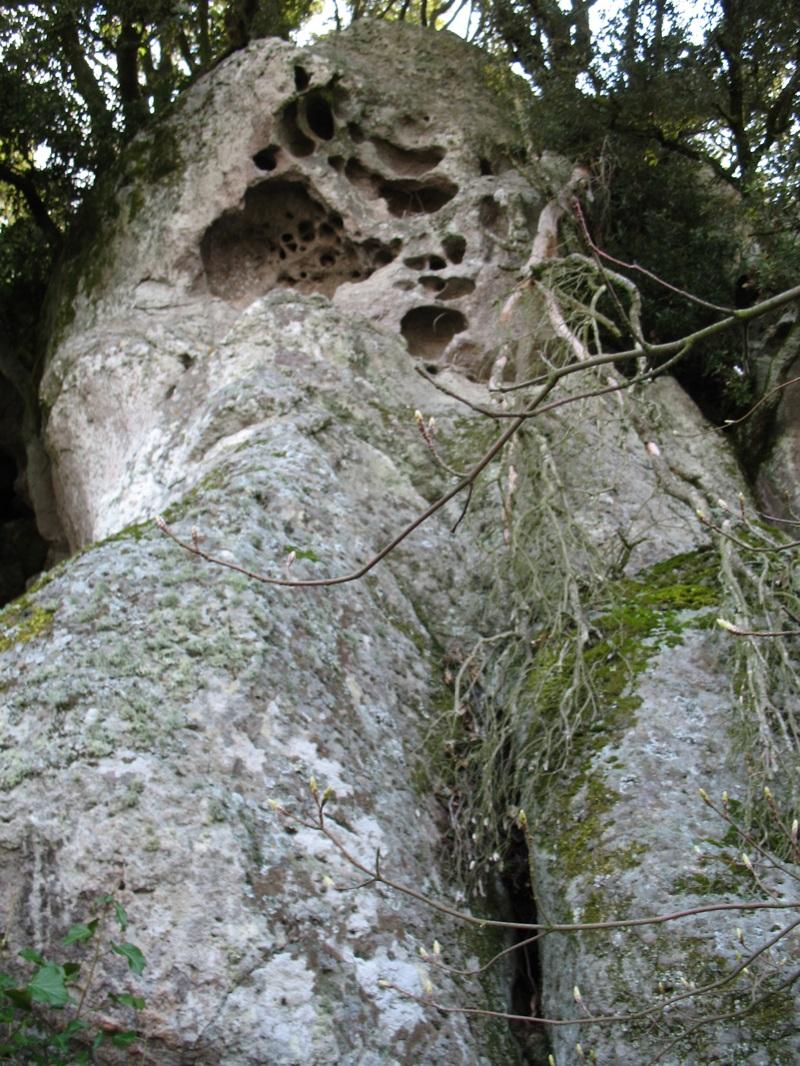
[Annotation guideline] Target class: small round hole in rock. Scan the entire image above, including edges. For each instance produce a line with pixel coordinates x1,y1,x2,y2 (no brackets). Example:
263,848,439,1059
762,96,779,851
253,146,280,172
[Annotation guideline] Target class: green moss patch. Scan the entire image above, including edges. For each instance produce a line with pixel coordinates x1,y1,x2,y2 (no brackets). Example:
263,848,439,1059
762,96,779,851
0,603,55,654
519,548,721,885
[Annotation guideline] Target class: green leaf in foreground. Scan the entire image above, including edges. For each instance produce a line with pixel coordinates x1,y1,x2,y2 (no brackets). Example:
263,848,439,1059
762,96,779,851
111,1030,139,1047
110,992,145,1009
3,987,32,1010
18,948,45,964
63,920,97,945
28,963,70,1007
111,942,146,975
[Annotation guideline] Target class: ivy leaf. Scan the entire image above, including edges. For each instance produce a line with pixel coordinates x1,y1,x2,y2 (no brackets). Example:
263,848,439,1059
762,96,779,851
109,992,145,1010
3,987,32,1010
110,1030,139,1047
18,948,44,965
28,963,70,1007
111,942,146,975
63,920,97,945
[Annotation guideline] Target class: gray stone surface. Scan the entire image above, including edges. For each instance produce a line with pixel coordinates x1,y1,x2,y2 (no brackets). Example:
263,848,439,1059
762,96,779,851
1,18,797,1066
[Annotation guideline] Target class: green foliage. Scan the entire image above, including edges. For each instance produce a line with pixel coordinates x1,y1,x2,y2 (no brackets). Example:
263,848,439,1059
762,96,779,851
0,897,147,1064
586,142,751,420
474,0,800,420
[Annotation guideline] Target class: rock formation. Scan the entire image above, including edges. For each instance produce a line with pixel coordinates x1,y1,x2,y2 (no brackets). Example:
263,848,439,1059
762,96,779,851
1,19,798,1066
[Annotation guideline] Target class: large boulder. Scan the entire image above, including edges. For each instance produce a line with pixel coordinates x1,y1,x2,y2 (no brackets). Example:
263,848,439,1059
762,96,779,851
1,18,798,1066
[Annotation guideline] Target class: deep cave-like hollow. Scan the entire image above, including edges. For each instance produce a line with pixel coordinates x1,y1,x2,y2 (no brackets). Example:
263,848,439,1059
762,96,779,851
294,64,310,91
400,306,467,359
200,178,400,305
304,90,335,141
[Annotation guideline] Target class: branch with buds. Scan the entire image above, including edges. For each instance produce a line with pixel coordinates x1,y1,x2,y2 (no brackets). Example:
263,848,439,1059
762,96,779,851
271,782,800,1064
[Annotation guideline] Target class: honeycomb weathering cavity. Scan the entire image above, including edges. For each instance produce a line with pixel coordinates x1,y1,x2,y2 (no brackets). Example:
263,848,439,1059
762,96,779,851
344,159,458,217
400,306,468,358
419,275,475,300
370,138,445,176
379,176,457,216
277,89,341,158
200,179,399,305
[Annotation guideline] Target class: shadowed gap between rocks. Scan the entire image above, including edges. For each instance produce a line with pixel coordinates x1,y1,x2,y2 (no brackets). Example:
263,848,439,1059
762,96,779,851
491,825,550,1065
0,393,53,607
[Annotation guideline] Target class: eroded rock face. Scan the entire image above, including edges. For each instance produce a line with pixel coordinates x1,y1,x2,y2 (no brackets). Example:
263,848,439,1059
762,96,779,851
5,23,536,1066
3,296,519,1066
43,20,541,551
2,19,798,1066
